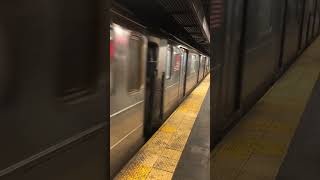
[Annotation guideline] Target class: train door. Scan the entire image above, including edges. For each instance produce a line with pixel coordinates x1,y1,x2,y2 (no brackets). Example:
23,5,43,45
144,40,162,137
196,54,201,83
179,48,187,99
183,50,189,94
203,57,206,77
199,56,203,80
198,55,203,82
202,57,206,76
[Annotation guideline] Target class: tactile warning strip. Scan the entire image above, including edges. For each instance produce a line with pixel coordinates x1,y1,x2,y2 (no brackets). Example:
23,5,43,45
211,37,320,180
115,75,210,180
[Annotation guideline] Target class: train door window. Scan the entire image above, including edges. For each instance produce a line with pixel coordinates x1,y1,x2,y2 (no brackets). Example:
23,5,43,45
190,54,197,74
187,53,193,76
127,34,144,93
182,49,187,63
173,47,181,72
165,45,172,79
195,55,199,72
189,54,193,75
192,55,196,73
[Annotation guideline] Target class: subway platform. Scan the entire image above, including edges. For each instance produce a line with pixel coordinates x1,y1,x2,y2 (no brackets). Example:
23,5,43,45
211,38,320,180
115,75,210,180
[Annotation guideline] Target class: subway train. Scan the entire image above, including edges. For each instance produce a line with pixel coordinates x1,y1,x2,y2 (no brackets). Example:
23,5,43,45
110,7,210,178
0,1,107,180
211,0,320,146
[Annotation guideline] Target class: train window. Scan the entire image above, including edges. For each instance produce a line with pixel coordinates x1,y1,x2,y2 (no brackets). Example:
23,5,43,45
54,5,102,101
0,45,10,103
127,34,144,93
57,28,98,100
165,46,172,79
58,62,96,98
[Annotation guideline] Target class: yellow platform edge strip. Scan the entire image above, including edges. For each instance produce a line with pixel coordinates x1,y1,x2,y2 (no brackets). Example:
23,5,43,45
115,75,210,180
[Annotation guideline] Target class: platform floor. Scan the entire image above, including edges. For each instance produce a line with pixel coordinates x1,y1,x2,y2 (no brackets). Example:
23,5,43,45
173,89,210,180
277,74,320,180
115,75,210,180
211,37,320,180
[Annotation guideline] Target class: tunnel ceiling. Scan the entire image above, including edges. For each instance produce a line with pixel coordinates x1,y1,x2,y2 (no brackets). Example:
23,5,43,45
113,0,210,54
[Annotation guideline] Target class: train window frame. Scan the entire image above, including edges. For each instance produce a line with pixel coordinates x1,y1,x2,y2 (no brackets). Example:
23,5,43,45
165,45,173,80
127,33,144,94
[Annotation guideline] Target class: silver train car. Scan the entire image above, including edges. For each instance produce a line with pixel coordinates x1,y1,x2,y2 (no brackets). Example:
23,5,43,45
110,8,210,178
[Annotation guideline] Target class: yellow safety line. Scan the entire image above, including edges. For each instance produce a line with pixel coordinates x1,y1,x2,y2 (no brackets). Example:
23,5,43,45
115,75,210,180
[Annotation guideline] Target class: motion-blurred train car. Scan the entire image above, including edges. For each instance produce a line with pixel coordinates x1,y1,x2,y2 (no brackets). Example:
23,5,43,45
109,6,210,178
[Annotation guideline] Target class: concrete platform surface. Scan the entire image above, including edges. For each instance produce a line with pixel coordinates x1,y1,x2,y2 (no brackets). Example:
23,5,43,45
173,90,210,180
